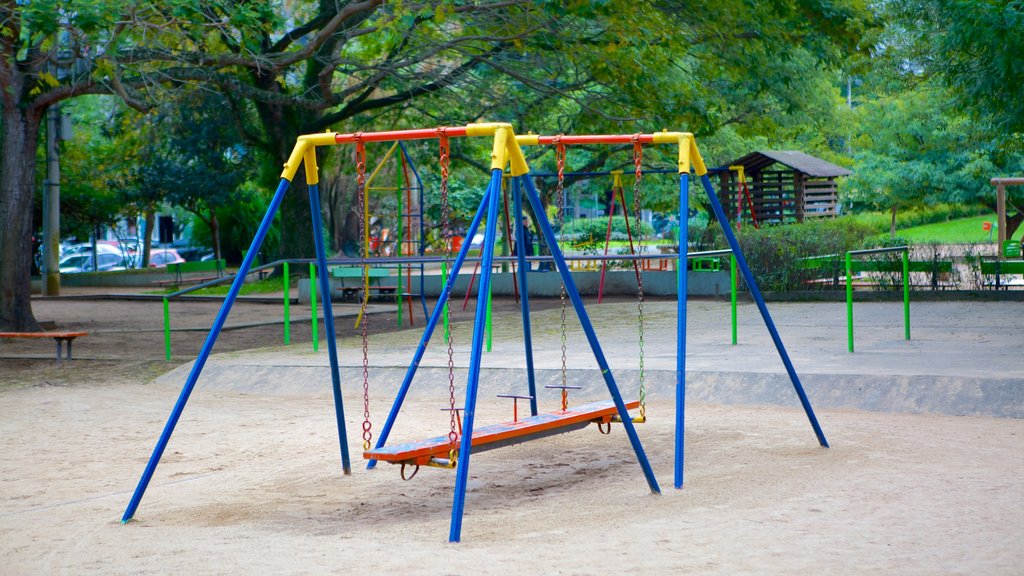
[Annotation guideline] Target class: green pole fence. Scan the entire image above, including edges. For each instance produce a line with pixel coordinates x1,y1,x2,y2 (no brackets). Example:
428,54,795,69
902,250,911,341
846,251,854,353
730,253,738,345
163,296,171,361
310,262,319,352
283,261,291,345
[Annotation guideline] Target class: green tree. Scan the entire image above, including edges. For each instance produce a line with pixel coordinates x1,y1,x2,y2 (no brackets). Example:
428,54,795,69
1,0,871,331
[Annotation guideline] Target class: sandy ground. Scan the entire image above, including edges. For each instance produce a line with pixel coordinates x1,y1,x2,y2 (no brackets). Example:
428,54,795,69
1,292,1023,574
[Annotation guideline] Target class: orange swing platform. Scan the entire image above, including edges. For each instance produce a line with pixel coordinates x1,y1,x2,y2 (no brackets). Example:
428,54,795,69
364,399,640,467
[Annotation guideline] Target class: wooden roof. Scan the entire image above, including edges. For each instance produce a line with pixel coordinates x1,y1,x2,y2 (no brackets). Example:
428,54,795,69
723,151,851,178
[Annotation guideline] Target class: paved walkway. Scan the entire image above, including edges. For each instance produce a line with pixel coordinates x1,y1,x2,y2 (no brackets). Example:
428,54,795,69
156,299,1023,417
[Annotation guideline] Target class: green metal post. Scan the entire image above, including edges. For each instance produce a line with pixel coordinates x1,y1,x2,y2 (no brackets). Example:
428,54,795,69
283,261,291,345
730,253,738,345
846,251,854,353
486,288,493,352
163,296,171,361
310,262,319,352
903,249,910,340
442,261,450,342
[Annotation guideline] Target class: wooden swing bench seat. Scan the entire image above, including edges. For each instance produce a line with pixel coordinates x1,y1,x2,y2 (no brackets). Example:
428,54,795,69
364,399,639,466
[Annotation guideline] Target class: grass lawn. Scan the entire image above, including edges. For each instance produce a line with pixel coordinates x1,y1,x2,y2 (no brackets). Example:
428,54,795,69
886,215,1024,244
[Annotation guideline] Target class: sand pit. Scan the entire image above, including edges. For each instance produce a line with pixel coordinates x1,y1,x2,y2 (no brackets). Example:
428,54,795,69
1,297,1022,573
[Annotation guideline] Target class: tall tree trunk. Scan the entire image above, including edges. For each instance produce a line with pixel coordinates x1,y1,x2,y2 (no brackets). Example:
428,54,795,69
890,205,897,238
1006,210,1023,243
142,209,155,267
252,72,315,262
0,103,44,331
210,207,222,262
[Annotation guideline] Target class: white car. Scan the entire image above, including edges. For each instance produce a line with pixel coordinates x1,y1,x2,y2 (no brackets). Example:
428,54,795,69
59,252,129,273
61,242,124,258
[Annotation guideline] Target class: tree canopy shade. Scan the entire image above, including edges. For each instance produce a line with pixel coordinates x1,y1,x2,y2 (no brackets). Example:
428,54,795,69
0,0,872,330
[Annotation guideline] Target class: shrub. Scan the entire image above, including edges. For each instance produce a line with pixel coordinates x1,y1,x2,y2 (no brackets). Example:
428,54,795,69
561,216,654,244
728,219,877,291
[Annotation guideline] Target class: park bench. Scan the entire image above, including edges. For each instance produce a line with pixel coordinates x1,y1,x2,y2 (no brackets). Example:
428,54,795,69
980,259,1024,289
0,331,88,364
153,259,226,288
331,266,397,300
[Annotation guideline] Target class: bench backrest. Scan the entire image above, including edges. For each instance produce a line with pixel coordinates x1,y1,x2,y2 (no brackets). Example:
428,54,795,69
332,266,391,279
851,260,953,274
167,259,226,275
980,260,1024,275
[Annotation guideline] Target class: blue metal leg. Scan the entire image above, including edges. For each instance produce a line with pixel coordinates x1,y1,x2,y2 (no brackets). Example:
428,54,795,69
520,175,661,495
675,173,690,489
367,181,492,470
309,183,351,474
698,174,829,448
450,169,505,542
512,179,538,416
122,178,292,523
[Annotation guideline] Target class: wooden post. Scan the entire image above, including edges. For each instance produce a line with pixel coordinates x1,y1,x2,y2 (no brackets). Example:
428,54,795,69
996,182,1006,260
990,177,1024,261
794,171,805,223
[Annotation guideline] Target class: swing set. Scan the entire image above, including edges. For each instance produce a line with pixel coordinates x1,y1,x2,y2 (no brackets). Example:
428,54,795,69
121,123,828,544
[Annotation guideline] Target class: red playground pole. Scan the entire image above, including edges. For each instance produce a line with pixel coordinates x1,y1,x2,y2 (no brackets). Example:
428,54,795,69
597,172,642,303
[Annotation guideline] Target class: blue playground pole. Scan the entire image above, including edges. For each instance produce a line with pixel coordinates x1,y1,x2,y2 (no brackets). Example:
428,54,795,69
698,174,829,448
122,177,292,523
520,175,661,495
308,182,351,475
512,178,539,417
675,173,690,489
450,169,504,542
366,184,492,470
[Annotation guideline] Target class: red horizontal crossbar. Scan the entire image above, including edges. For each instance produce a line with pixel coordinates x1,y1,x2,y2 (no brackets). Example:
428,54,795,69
529,134,659,145
364,399,640,465
334,127,469,144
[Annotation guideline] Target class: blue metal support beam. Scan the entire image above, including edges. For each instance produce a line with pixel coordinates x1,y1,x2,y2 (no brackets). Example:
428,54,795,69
366,183,493,470
122,177,293,523
309,182,351,474
450,169,505,542
519,175,661,495
512,178,539,417
675,173,690,489
697,173,829,448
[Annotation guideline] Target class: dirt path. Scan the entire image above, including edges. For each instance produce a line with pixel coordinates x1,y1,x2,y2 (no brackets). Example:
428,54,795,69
1,293,1022,574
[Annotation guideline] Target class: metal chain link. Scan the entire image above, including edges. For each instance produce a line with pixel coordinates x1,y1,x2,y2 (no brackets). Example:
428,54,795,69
355,139,373,449
554,141,569,399
439,132,458,463
632,138,646,421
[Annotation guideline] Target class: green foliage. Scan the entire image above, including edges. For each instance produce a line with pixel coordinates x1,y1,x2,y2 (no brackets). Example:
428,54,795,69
732,219,877,291
561,216,654,244
845,203,989,233
188,181,278,264
887,0,1024,135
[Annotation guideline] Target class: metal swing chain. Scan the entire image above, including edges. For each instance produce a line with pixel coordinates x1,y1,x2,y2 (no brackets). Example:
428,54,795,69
554,140,569,410
439,132,458,464
355,139,373,450
632,138,647,422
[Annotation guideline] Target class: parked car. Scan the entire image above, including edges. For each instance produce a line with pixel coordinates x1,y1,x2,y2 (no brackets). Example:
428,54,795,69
60,242,124,258
148,249,186,268
58,252,129,273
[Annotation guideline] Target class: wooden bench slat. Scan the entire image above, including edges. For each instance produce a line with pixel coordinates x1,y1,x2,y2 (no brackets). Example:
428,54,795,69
0,331,88,339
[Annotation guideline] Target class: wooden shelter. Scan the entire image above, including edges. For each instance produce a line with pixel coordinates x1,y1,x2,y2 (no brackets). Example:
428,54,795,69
718,151,851,225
